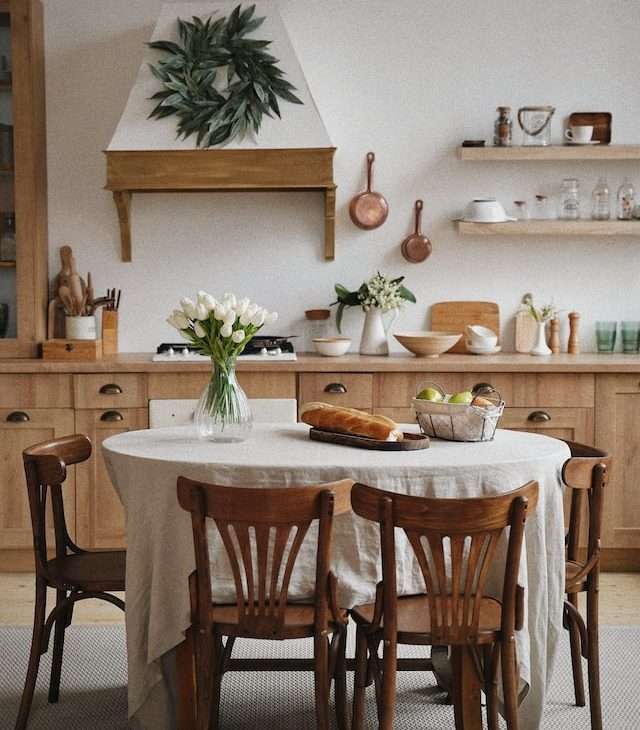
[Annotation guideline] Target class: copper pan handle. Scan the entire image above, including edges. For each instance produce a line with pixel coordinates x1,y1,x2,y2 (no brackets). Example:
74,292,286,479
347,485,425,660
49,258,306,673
366,152,375,192
414,200,424,234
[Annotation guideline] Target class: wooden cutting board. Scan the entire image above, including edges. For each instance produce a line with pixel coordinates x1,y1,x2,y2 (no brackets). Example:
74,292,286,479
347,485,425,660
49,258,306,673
431,301,500,354
515,310,538,353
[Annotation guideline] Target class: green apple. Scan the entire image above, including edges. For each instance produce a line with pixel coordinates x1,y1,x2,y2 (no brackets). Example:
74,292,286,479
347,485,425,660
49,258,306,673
416,387,444,402
449,390,473,405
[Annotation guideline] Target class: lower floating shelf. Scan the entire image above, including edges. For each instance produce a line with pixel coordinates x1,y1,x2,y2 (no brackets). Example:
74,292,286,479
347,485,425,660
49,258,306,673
456,220,640,236
0,260,16,268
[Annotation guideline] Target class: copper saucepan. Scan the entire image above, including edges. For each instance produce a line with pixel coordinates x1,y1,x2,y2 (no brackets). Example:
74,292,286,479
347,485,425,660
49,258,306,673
401,200,432,263
349,152,389,230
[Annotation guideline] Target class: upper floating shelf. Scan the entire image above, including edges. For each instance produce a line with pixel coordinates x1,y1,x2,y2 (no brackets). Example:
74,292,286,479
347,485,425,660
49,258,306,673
457,145,640,161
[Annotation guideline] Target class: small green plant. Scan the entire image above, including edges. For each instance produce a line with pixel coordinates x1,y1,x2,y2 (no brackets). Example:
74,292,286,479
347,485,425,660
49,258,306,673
521,292,559,322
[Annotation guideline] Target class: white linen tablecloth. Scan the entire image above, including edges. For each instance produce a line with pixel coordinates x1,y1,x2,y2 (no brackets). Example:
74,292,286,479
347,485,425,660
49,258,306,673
103,424,569,730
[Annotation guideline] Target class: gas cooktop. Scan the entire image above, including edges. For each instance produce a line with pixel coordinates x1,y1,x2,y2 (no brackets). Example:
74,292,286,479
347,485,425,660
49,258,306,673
152,335,297,362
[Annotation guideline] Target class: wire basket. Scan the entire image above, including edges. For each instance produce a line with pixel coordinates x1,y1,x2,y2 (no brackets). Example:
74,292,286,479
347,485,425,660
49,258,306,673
412,382,505,442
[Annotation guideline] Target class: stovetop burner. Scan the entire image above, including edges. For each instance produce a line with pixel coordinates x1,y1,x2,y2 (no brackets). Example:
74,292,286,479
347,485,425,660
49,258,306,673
153,336,297,362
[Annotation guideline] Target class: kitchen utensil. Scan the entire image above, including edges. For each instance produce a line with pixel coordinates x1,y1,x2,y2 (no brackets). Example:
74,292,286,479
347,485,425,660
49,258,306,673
313,337,351,357
462,198,515,223
568,312,580,354
431,301,500,354
309,427,430,451
517,106,555,146
401,200,432,263
465,325,498,349
596,321,616,353
549,318,561,354
58,285,75,315
349,152,389,230
102,309,119,355
621,322,640,353
394,331,461,358
86,272,94,312
58,245,73,289
565,125,594,144
515,310,538,353
568,112,611,144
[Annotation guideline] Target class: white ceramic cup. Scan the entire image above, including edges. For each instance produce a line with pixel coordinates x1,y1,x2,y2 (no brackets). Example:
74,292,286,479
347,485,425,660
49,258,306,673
565,125,594,144
65,315,97,340
465,325,498,349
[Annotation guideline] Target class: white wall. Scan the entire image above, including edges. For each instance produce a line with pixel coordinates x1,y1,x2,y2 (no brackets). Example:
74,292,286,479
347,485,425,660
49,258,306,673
43,0,640,352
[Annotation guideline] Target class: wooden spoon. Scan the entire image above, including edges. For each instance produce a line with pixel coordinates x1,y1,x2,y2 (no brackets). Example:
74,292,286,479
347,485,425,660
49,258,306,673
58,285,75,315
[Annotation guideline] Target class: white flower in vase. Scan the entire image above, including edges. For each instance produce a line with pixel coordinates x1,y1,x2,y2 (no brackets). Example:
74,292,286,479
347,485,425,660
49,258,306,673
232,329,245,344
194,321,206,338
180,297,197,319
220,322,233,338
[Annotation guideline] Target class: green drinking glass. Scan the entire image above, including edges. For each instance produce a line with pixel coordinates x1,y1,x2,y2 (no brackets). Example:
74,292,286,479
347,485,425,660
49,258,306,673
621,321,640,354
595,321,617,353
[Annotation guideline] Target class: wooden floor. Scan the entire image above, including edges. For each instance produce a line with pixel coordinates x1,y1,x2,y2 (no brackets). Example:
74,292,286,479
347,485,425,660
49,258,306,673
1,572,639,625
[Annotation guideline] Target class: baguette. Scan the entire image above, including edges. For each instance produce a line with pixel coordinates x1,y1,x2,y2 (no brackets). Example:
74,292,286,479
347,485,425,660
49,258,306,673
300,402,403,442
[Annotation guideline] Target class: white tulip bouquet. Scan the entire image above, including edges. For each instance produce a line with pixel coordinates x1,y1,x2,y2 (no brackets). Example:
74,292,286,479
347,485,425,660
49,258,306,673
167,291,278,440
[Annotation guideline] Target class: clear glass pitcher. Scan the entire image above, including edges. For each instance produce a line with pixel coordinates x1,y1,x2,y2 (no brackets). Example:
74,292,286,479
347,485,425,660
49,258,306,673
517,106,555,146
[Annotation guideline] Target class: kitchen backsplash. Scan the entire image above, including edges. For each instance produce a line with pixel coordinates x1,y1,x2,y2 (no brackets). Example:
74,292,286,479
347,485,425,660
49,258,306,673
43,0,640,352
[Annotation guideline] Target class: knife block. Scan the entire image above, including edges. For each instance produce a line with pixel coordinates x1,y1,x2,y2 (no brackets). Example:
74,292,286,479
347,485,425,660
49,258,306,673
102,310,119,355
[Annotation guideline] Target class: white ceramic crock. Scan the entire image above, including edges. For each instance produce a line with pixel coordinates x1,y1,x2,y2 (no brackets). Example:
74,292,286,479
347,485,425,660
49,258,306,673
65,315,97,340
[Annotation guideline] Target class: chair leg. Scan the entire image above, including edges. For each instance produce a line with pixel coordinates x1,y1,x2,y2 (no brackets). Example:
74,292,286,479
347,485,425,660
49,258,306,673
194,630,213,730
48,590,68,704
586,585,603,730
567,592,586,707
352,625,368,730
379,634,397,730
333,627,348,730
15,578,47,730
501,635,520,730
314,635,331,730
484,643,499,730
208,635,223,730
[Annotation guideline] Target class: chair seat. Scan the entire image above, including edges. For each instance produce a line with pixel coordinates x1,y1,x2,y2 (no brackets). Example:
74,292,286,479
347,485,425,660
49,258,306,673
46,550,126,592
211,603,348,639
351,594,503,643
565,559,587,591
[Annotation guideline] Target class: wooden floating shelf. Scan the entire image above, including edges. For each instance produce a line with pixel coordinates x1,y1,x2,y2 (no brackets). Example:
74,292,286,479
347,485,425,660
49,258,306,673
0,259,15,268
456,220,640,236
457,145,640,161
105,148,337,263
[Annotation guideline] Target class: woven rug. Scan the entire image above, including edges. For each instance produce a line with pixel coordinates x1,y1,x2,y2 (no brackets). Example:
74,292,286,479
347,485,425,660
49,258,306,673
1,624,639,729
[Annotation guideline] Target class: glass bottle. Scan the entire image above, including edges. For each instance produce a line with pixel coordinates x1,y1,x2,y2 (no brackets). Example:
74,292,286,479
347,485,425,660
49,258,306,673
592,177,610,220
0,213,16,261
533,194,555,219
560,178,580,220
513,200,529,220
494,106,512,147
617,178,635,220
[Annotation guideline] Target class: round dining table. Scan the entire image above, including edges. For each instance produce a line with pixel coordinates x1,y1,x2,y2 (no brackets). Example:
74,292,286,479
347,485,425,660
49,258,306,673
103,423,569,730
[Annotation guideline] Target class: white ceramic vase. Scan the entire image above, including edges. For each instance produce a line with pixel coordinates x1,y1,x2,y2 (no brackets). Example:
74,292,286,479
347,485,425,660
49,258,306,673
359,307,398,356
530,320,552,356
65,315,96,340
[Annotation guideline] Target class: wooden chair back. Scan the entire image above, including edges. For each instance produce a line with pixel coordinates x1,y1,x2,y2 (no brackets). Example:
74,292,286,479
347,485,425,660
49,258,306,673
561,441,611,571
22,434,92,575
177,478,353,639
351,481,538,645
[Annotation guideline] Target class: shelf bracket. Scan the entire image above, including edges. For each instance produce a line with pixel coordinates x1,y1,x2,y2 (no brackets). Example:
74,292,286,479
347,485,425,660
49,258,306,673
324,186,336,261
113,190,132,262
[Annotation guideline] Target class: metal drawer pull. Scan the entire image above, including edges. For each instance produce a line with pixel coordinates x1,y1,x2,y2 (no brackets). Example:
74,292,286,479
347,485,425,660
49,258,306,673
100,410,124,422
6,411,30,423
324,383,347,394
528,410,551,423
99,383,123,395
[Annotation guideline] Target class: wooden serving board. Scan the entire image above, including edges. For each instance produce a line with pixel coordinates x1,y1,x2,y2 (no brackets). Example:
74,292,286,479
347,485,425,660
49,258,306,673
309,428,430,451
515,311,538,353
431,301,500,354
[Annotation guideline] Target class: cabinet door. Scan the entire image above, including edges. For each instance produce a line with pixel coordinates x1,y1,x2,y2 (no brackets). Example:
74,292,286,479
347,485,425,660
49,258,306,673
75,408,148,549
0,408,74,549
596,375,640,550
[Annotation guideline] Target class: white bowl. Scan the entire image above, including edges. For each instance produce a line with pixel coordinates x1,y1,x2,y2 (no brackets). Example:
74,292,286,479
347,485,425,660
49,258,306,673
313,337,351,357
462,198,515,223
394,331,462,358
465,325,498,349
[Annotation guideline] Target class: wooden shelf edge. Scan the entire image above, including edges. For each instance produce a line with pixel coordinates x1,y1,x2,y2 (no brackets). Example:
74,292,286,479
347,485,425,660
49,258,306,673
457,144,640,161
0,259,16,267
456,220,640,236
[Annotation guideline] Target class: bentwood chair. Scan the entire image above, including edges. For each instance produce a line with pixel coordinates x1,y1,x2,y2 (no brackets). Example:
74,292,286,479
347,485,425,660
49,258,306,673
176,477,353,730
350,481,538,730
15,435,125,730
562,441,611,730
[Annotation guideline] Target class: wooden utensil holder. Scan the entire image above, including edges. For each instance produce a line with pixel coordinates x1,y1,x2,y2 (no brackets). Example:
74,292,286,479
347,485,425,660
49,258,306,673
102,310,119,355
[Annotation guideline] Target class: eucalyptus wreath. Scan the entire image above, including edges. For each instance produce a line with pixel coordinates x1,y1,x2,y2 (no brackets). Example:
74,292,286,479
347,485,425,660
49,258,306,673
148,4,303,148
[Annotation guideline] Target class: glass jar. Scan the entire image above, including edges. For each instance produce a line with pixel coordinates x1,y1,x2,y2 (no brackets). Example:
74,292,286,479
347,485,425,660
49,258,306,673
517,106,555,146
560,179,580,220
533,194,555,219
592,177,610,220
617,178,635,220
513,200,529,220
305,308,330,352
494,106,512,147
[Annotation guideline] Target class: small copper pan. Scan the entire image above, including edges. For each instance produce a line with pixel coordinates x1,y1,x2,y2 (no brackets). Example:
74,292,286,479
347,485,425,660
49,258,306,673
349,152,389,230
401,200,432,263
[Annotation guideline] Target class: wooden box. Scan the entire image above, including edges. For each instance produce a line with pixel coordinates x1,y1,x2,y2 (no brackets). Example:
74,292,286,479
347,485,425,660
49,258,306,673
42,339,103,361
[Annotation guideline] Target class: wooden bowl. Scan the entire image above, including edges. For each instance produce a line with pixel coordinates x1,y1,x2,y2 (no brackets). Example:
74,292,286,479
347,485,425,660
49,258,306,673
394,331,462,358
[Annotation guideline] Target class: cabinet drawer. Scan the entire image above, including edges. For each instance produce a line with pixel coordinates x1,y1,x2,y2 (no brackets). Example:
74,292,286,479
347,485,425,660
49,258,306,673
512,374,594,407
0,374,73,408
148,372,296,399
501,407,594,444
375,373,514,407
74,374,147,409
299,374,373,408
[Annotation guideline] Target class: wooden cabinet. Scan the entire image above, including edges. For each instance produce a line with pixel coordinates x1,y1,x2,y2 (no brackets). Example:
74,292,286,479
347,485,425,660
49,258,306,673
74,408,147,549
299,373,373,409
0,0,48,357
0,407,74,549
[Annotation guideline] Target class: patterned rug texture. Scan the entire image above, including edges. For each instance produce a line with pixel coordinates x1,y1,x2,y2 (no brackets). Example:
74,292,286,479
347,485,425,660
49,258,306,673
0,624,638,729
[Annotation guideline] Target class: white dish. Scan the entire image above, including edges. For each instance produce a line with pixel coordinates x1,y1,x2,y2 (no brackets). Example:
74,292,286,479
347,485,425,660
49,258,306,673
312,337,351,357
467,345,502,355
462,198,515,224
465,325,498,349
566,141,601,146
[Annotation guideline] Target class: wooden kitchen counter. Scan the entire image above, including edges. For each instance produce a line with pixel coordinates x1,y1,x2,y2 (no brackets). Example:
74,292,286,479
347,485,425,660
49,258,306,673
2,351,640,373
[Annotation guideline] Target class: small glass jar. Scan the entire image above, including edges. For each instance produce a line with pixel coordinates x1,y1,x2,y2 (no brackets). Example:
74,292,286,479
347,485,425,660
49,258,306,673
305,309,330,352
494,106,512,147
513,200,529,220
617,178,635,220
592,177,610,220
560,178,580,220
533,194,555,219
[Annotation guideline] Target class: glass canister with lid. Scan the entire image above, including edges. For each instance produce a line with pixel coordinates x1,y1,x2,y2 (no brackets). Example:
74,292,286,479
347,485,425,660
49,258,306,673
494,106,513,147
304,309,331,352
560,178,580,220
517,106,555,146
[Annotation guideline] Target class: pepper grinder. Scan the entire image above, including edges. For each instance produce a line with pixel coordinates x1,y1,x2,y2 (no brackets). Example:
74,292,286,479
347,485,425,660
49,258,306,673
549,318,561,354
568,312,580,354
